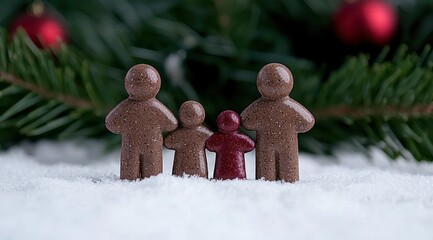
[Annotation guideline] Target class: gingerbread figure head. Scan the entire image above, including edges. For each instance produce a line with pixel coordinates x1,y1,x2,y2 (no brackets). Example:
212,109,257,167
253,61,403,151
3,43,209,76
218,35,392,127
217,110,241,133
257,63,293,100
124,64,161,100
179,100,206,128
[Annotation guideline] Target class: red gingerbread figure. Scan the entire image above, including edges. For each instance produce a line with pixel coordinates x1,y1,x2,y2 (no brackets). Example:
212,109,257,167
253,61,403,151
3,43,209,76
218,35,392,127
105,64,178,180
206,110,255,180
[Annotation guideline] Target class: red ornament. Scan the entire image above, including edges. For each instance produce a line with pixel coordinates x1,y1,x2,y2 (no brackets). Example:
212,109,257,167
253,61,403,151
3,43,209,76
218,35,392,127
206,110,255,180
9,8,67,49
333,0,397,45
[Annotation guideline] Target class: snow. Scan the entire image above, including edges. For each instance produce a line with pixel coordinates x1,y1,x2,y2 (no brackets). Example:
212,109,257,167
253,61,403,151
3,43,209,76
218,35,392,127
0,140,432,240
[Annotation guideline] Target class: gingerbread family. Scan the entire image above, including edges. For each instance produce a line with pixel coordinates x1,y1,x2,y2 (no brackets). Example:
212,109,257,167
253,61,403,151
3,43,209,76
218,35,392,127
106,63,315,182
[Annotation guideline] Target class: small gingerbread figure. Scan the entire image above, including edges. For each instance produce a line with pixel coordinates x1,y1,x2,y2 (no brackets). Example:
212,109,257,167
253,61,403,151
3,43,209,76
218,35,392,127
206,110,255,180
105,64,178,180
164,100,213,178
240,63,315,183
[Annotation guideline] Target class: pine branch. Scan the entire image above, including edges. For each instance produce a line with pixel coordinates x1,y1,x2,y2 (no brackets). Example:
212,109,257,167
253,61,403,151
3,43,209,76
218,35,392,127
0,28,122,146
1,0,433,162
0,70,95,109
303,45,433,161
315,103,433,119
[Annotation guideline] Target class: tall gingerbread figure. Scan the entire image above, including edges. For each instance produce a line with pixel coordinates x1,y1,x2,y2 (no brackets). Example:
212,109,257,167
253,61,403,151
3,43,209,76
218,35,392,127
105,64,178,180
164,101,213,178
240,63,315,182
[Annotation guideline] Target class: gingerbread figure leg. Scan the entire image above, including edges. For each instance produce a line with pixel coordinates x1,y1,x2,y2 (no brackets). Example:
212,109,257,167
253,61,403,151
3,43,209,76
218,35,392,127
276,145,299,182
120,148,141,180
140,145,163,178
172,152,183,177
256,146,277,181
195,150,208,178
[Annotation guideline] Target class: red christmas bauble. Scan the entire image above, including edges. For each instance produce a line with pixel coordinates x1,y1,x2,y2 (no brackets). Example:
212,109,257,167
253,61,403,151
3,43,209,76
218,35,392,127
333,0,397,45
9,13,67,49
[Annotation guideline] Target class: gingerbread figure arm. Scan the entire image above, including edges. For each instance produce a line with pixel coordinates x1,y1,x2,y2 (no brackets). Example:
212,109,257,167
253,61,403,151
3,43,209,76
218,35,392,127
205,134,220,152
105,101,128,134
237,134,255,152
288,99,315,133
240,101,261,130
164,131,179,150
154,100,178,132
199,126,214,139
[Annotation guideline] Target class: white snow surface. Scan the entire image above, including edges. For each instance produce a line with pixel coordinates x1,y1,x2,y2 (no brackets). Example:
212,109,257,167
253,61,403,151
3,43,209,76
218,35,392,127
1,140,433,240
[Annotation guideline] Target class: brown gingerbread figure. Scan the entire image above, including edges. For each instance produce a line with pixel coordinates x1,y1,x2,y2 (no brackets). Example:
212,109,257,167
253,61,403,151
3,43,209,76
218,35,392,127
164,100,213,178
105,64,178,180
240,63,315,182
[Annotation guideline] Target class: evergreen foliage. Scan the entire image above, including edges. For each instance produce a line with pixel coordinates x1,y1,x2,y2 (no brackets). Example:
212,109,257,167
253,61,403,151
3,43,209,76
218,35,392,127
1,0,433,160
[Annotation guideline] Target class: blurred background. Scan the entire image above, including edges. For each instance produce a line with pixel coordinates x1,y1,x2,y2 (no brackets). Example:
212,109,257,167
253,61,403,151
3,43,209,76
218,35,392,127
1,0,433,161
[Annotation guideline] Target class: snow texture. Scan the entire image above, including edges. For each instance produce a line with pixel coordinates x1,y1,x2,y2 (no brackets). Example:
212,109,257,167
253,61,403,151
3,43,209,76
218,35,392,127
0,140,432,240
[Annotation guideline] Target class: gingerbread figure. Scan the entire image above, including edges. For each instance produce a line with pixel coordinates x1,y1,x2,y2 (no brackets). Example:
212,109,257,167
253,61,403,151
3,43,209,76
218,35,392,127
206,110,255,180
105,64,178,180
164,101,213,178
240,63,315,183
